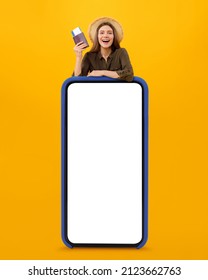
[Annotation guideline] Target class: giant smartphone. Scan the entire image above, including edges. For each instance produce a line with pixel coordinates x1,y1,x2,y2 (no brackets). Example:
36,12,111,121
61,77,148,248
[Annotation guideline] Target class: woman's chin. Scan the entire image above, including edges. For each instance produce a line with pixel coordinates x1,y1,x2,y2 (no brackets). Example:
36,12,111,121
100,44,112,49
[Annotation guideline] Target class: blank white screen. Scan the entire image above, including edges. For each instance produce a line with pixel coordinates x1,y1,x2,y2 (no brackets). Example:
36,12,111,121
67,82,142,244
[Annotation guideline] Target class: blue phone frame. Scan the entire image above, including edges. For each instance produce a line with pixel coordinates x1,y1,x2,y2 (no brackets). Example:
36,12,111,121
61,76,148,248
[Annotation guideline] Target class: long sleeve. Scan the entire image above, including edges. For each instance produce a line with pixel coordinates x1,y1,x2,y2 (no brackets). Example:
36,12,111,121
116,48,134,82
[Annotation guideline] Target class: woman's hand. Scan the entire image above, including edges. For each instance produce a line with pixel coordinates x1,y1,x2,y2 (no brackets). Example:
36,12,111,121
73,41,88,58
87,70,104,77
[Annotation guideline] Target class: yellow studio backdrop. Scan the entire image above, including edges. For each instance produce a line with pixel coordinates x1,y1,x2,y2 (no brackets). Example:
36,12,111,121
0,0,208,259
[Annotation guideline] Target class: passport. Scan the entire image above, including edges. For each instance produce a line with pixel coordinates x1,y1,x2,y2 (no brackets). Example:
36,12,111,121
71,27,89,48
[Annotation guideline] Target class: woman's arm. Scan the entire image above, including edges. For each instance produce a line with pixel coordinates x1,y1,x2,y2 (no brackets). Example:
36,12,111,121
74,56,82,76
73,42,88,76
116,48,134,82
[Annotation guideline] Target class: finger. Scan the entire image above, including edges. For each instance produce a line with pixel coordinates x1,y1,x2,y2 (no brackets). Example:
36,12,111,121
79,44,87,50
79,43,88,49
75,44,87,51
76,41,84,46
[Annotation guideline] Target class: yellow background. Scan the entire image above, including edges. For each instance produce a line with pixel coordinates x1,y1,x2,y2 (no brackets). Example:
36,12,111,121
1,0,208,259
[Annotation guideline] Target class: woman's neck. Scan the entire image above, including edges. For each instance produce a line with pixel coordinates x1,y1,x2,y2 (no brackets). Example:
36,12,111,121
100,47,112,60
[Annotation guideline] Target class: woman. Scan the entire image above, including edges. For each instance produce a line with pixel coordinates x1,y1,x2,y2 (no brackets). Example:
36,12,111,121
73,17,134,82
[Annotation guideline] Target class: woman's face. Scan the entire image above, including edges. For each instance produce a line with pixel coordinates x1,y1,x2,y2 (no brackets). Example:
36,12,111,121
98,25,114,49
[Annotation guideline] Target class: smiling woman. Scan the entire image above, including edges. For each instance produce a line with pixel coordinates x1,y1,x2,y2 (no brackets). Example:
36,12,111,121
73,17,134,82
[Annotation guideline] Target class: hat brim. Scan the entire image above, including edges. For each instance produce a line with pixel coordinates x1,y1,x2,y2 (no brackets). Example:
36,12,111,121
88,17,123,43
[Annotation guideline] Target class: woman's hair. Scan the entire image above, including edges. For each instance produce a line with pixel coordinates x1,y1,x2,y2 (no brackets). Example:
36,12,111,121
90,22,120,53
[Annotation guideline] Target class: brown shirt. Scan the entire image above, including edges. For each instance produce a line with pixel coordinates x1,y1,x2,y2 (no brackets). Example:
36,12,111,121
79,48,134,82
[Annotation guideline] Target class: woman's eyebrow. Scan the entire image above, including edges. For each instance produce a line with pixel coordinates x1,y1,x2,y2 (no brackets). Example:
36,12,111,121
99,30,113,33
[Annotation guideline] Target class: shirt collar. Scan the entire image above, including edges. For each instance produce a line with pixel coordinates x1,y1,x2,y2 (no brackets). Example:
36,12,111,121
98,50,114,60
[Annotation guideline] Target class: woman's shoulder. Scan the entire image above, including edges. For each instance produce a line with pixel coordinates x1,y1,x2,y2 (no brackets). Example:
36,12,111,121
85,51,97,57
114,48,129,55
117,47,127,52
83,51,98,60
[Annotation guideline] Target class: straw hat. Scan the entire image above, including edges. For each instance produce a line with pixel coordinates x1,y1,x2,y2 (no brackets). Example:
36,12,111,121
88,17,123,43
